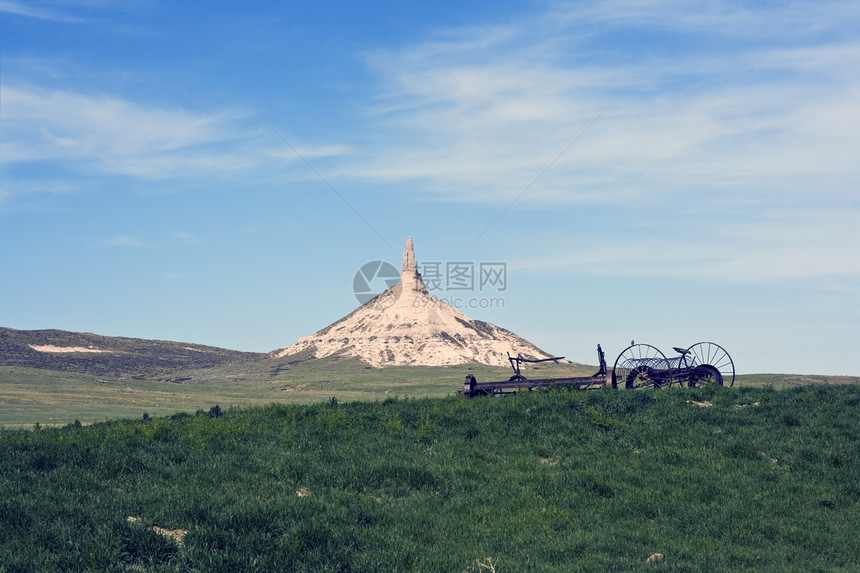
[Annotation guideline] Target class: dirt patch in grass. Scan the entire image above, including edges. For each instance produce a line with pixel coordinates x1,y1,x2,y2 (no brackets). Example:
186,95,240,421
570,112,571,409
127,516,187,545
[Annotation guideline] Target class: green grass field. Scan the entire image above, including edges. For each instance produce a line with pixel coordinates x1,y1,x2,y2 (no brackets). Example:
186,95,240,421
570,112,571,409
2,384,860,571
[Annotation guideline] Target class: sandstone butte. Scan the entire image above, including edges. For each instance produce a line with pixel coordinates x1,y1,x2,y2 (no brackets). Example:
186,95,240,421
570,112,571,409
274,237,557,367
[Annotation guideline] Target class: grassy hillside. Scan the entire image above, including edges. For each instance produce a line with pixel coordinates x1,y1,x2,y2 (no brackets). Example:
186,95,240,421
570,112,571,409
0,327,263,378
2,384,859,571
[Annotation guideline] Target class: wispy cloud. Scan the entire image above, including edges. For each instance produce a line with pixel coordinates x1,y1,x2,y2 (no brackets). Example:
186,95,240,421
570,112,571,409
95,235,147,248
0,82,354,200
4,0,858,287
1,85,243,175
169,231,198,246
351,8,860,205
514,204,860,283
545,0,860,41
344,1,860,282
0,0,82,22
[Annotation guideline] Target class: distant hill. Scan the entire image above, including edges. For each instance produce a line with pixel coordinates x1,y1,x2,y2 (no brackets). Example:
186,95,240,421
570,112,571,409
0,327,264,378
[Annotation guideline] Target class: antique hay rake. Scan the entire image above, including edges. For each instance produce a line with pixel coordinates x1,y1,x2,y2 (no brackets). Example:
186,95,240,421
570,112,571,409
460,342,734,397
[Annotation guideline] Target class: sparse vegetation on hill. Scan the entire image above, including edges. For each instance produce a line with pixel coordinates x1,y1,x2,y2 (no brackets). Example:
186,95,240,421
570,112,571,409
0,327,264,378
2,384,859,571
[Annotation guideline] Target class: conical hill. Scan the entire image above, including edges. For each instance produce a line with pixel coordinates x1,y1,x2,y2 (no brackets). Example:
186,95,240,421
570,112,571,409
274,237,556,367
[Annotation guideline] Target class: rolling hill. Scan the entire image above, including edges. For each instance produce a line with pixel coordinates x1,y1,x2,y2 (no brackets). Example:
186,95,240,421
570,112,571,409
0,327,264,378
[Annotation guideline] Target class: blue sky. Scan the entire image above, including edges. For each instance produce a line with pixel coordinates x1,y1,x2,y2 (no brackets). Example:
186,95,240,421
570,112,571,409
1,1,859,375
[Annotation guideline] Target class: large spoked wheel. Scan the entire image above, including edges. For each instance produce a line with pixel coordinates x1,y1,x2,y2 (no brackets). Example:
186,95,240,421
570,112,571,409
612,344,670,389
683,342,735,387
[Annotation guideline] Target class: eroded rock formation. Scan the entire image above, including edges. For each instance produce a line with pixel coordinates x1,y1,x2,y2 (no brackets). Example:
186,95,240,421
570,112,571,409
274,238,554,367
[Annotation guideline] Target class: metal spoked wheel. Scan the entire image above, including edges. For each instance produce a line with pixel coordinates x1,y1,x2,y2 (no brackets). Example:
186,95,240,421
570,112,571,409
683,342,735,387
612,344,670,389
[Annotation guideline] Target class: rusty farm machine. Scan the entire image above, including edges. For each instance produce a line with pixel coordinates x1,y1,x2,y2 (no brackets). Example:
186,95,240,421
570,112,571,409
461,342,735,398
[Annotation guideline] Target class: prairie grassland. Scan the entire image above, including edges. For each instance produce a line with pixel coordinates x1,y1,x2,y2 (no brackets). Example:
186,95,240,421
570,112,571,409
0,356,597,427
1,354,858,427
1,384,859,571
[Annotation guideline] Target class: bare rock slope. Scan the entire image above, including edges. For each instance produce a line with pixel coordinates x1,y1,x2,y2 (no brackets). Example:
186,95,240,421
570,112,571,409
274,238,555,367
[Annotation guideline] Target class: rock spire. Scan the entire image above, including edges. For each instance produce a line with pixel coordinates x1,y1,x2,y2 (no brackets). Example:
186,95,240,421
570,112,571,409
400,236,426,294
403,236,416,273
